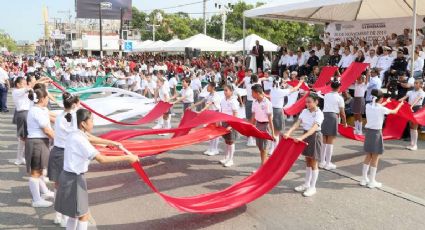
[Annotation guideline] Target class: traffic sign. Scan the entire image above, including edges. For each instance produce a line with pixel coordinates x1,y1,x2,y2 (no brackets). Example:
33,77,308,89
124,41,133,52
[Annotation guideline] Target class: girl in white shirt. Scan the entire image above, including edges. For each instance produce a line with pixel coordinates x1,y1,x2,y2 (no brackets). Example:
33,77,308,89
26,84,55,208
171,77,194,114
399,80,425,151
269,77,304,153
244,74,262,146
284,93,324,197
219,85,239,167
54,109,138,230
191,82,222,156
353,75,368,135
12,77,31,165
153,77,171,130
361,89,403,188
320,80,347,170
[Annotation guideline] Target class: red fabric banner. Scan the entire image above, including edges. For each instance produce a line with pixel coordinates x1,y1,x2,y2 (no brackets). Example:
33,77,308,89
126,138,306,213
314,62,369,94
283,91,310,116
312,66,339,89
286,80,310,91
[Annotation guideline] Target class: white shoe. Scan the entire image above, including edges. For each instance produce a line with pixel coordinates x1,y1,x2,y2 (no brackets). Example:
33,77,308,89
294,184,309,193
41,191,55,200
32,199,53,208
367,180,382,189
357,131,363,135
325,163,337,170
224,160,234,167
318,162,326,169
203,150,212,155
54,216,61,224
247,138,256,147
407,145,418,151
303,187,317,197
60,216,68,228
286,117,294,122
14,160,25,165
359,178,369,186
152,124,162,129
219,158,228,165
205,150,219,156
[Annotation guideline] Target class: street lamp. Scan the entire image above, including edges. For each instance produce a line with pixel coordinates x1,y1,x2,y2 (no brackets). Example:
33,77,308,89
145,12,163,42
99,1,112,58
214,1,233,42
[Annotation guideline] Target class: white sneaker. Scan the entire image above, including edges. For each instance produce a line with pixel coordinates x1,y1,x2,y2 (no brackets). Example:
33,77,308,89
286,117,294,122
294,184,309,193
407,145,418,151
247,138,256,147
303,187,317,197
41,191,55,200
32,199,53,208
14,160,25,165
60,216,68,228
152,124,162,129
219,158,228,165
367,180,382,189
325,163,337,170
359,178,369,186
203,150,212,155
224,160,234,167
54,215,61,224
405,145,413,149
318,162,326,169
206,151,219,156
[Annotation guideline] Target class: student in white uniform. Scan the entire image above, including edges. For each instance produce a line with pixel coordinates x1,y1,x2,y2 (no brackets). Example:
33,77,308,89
192,82,222,156
219,84,239,167
153,76,171,130
245,74,262,146
54,109,139,230
269,77,304,154
353,75,368,135
251,84,274,166
26,84,55,208
360,89,403,188
191,72,203,110
12,77,31,165
284,93,324,197
320,80,347,170
168,73,178,97
399,80,425,151
171,78,194,113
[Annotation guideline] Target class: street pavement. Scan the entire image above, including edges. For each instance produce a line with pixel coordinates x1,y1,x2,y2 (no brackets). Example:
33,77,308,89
1,92,425,230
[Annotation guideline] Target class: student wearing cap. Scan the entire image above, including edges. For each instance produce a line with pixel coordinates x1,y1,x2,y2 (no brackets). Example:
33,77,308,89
329,47,342,66
376,46,394,84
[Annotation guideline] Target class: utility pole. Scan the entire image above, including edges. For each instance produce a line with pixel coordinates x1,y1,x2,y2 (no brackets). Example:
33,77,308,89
99,3,103,58
203,0,207,34
214,1,233,42
119,8,124,57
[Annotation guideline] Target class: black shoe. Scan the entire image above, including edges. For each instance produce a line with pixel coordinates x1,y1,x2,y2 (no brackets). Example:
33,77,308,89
1,109,9,113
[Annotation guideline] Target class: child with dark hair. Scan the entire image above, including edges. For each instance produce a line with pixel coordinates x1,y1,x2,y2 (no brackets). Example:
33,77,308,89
284,93,324,197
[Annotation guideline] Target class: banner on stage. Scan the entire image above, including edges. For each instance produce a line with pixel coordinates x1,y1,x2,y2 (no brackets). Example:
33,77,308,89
325,16,425,44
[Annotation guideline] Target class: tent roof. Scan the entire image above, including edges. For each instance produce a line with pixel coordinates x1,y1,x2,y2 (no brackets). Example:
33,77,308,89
166,34,238,52
244,0,425,23
234,34,279,52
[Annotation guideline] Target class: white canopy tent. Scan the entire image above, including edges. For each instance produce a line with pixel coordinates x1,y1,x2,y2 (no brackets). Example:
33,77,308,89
161,38,182,52
166,34,238,52
133,40,154,52
143,40,166,52
234,34,279,52
243,0,423,77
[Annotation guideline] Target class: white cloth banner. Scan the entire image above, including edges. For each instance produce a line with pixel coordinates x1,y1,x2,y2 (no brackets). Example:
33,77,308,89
325,16,425,45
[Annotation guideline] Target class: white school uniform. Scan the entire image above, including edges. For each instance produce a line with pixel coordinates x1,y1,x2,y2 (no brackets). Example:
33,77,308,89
205,92,221,111
270,87,291,109
180,87,194,103
252,98,272,122
27,106,51,139
406,90,425,106
63,130,99,175
299,108,324,131
323,92,345,113
365,104,390,130
12,88,31,111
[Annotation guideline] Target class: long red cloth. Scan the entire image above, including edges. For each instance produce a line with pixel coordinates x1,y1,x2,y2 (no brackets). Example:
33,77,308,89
286,80,310,91
283,91,309,116
314,62,369,94
312,66,339,89
126,138,306,213
51,81,172,126
100,110,273,142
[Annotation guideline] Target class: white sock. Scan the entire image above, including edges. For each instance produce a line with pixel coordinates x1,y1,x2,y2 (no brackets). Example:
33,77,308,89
17,138,25,161
55,211,62,220
369,166,378,182
157,117,164,126
166,118,171,129
207,140,214,152
213,138,219,152
354,121,359,132
320,144,328,164
359,122,363,134
66,217,78,230
228,144,235,161
39,177,50,194
325,144,334,165
270,135,279,154
310,170,319,189
304,167,312,187
29,177,42,202
362,164,370,180
411,129,418,147
76,221,88,230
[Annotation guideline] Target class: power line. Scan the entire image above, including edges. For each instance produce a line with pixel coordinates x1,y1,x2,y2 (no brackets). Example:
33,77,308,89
142,0,211,12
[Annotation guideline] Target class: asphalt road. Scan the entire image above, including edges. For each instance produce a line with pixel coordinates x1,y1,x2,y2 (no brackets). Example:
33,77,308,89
1,93,425,230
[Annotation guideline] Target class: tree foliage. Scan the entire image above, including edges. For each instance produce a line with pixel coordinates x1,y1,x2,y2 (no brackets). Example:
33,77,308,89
0,32,17,52
130,2,323,49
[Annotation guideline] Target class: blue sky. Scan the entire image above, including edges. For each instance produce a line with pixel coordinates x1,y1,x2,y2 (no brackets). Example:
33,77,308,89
0,0,266,42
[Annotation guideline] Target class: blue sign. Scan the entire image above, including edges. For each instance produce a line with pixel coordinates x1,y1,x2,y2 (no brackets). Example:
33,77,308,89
124,41,133,52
